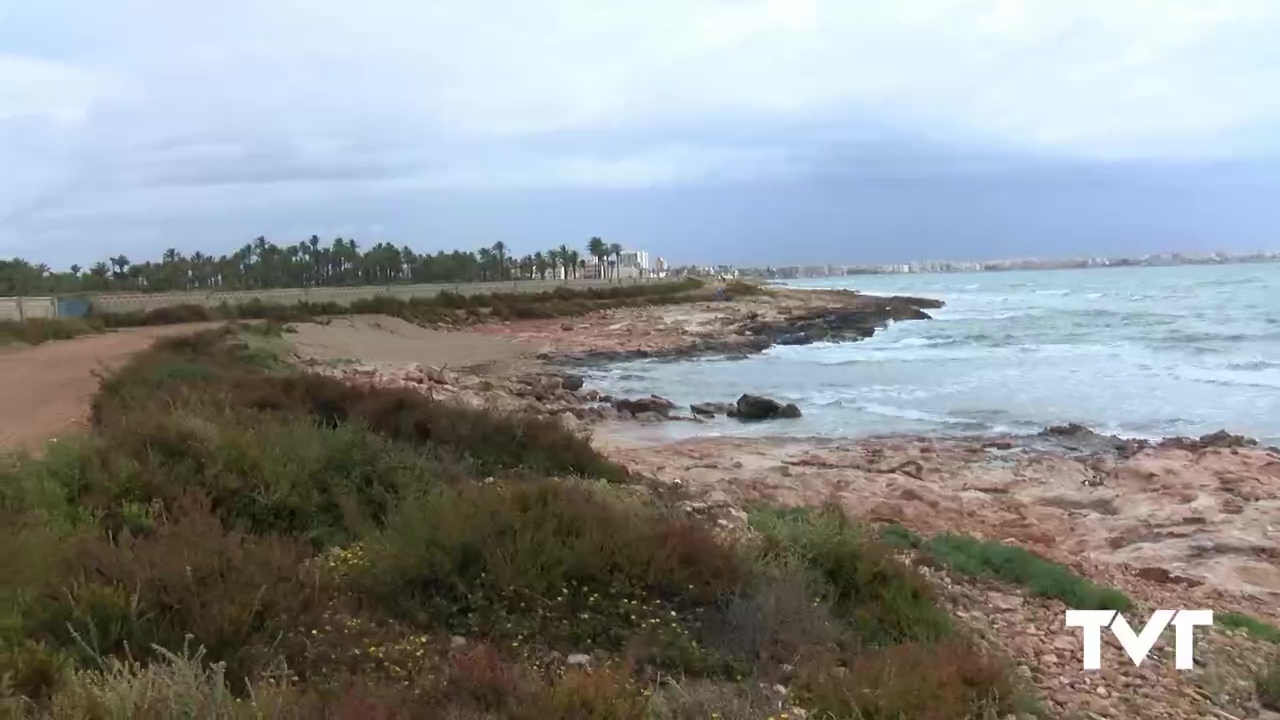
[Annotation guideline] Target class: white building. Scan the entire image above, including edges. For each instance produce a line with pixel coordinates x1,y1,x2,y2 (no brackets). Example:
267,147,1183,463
617,250,650,271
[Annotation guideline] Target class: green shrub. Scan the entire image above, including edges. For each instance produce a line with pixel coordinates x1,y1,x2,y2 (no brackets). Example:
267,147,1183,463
22,493,329,685
1219,612,1280,643
748,505,953,647
922,534,1131,611
878,523,923,550
353,480,744,662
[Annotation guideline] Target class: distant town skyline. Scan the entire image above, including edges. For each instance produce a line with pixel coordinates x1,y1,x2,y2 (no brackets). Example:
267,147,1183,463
739,249,1280,279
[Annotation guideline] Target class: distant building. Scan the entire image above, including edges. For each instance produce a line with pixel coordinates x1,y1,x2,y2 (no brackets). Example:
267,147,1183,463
655,256,668,276
617,250,650,271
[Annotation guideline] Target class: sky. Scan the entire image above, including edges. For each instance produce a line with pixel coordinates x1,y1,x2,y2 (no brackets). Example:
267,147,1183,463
3,0,1280,268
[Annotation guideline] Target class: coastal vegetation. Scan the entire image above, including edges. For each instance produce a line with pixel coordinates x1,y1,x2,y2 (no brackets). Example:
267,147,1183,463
1,236,657,297
0,278,710,347
877,524,1132,611
0,326,1030,718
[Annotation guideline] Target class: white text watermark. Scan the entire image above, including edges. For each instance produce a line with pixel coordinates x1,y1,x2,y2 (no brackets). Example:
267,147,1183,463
1064,609,1214,670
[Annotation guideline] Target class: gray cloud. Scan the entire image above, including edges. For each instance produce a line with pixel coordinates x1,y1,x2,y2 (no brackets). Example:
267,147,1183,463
3,0,1280,265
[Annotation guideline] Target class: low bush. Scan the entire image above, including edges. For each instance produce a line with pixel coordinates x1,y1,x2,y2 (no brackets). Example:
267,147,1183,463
90,278,707,331
1220,612,1280,643
793,641,1017,720
749,505,954,646
921,534,1132,611
353,480,745,668
1259,665,1280,712
0,318,105,346
3,279,708,348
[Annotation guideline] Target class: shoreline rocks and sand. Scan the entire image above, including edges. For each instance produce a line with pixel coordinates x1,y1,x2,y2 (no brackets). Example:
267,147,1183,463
283,286,1280,720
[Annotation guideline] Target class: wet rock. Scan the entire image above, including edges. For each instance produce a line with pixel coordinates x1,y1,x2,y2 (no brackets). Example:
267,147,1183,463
1043,423,1095,437
1036,423,1149,458
614,395,677,418
735,394,801,421
690,401,734,417
560,374,585,391
1160,429,1258,452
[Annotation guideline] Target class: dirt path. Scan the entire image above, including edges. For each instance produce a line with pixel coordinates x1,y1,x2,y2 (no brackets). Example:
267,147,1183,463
0,324,226,453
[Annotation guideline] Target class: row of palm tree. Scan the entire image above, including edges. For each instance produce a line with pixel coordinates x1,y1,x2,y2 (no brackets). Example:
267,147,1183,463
1,236,644,296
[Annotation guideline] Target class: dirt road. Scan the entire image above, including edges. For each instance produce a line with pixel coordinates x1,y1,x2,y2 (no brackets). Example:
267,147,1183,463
0,324,225,454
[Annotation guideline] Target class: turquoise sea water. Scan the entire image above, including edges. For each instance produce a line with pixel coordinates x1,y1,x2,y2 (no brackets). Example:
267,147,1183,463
589,263,1280,445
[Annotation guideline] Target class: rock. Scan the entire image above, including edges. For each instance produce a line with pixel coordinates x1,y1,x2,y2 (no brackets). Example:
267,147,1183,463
614,395,677,417
1160,429,1259,452
560,374,585,391
735,394,802,421
690,401,734,417
561,323,576,331
566,653,591,666
1133,566,1204,587
1042,422,1098,438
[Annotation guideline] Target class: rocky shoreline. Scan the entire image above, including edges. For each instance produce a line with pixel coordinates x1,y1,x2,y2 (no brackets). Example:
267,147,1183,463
285,286,1280,720
518,288,943,365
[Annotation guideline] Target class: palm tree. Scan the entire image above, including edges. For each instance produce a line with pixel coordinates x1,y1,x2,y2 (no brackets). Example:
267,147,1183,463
568,250,582,279
69,264,81,276
491,242,508,280
587,237,608,278
608,242,623,281
546,249,562,280
557,244,574,279
477,247,496,281
109,255,131,282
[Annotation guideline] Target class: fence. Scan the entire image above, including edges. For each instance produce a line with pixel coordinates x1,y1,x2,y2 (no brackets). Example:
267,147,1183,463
0,297,58,322
81,276,673,315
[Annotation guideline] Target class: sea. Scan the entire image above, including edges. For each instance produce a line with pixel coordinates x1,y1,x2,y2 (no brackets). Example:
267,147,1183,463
588,263,1280,445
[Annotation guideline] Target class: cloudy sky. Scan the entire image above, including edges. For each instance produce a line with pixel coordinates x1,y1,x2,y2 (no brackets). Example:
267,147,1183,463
3,0,1280,268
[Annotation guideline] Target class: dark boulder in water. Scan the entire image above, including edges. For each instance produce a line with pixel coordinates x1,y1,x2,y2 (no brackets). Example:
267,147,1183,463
735,394,802,421
1160,429,1258,452
613,395,677,418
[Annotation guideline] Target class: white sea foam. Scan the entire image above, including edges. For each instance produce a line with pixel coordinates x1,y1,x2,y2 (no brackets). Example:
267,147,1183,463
592,265,1280,445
